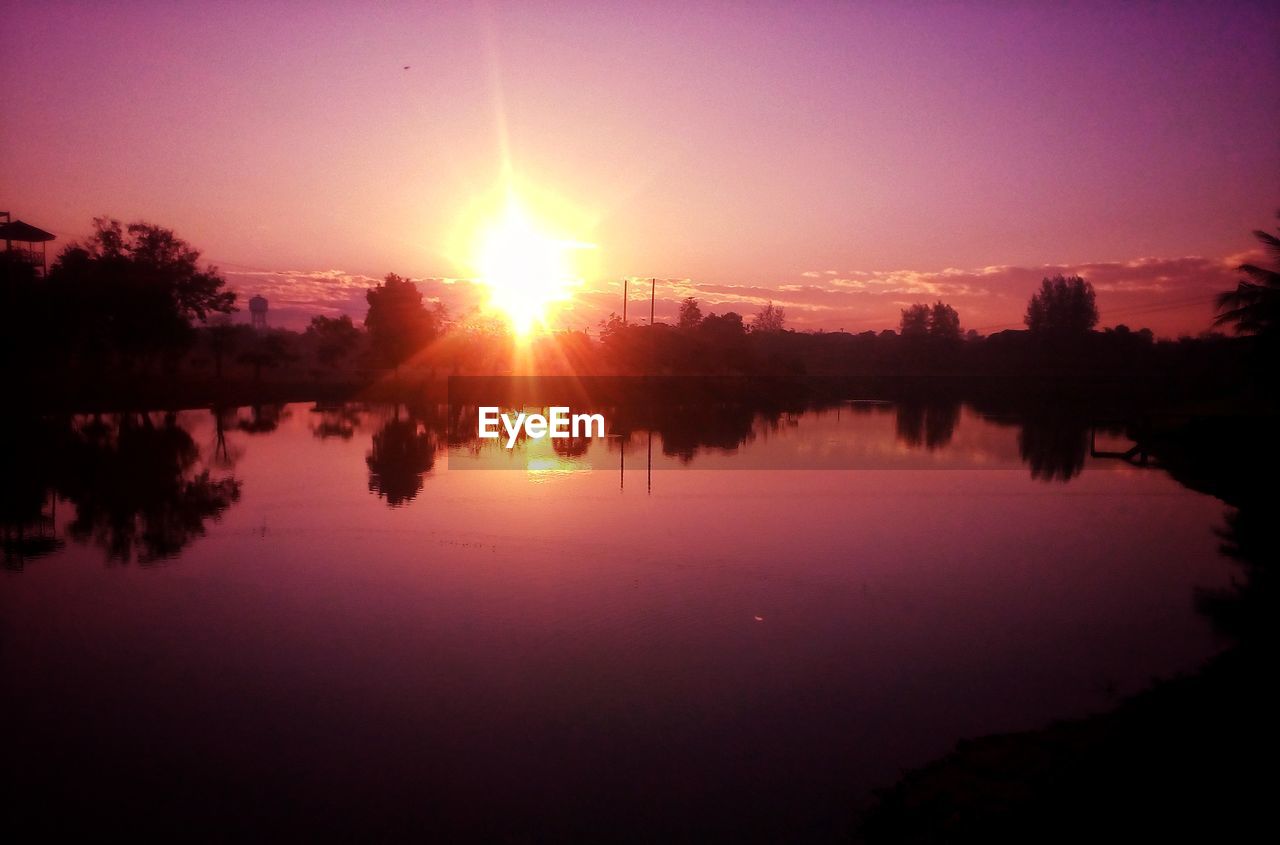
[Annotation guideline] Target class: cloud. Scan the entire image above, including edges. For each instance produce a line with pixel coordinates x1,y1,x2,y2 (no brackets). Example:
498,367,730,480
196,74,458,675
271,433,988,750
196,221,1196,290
790,254,1251,335
226,251,1256,336
224,268,487,329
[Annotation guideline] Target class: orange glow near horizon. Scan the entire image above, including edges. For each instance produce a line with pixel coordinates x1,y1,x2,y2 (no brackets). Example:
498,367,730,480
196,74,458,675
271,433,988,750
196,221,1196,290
4,5,1275,339
467,190,597,337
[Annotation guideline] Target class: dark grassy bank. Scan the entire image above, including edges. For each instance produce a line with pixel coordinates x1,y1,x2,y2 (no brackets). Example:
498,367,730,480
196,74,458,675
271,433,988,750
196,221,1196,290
857,646,1275,843
857,416,1279,843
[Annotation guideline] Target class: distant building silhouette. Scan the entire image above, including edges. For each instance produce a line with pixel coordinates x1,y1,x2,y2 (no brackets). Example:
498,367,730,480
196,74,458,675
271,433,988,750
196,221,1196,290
249,294,268,330
0,212,56,276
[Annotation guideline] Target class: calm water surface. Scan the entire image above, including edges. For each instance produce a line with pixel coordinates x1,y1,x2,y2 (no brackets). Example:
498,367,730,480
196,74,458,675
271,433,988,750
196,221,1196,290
2,402,1234,840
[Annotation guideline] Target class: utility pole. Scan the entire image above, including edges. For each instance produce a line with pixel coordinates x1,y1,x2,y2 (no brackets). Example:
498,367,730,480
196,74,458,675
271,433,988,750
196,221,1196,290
647,429,652,495
622,278,628,325
650,278,656,325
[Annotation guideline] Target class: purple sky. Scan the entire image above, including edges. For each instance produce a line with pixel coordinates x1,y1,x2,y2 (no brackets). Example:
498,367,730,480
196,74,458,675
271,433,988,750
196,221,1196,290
2,1,1277,335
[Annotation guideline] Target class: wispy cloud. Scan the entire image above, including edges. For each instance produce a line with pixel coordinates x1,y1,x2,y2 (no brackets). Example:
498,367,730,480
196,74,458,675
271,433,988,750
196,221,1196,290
224,269,487,328
224,251,1255,336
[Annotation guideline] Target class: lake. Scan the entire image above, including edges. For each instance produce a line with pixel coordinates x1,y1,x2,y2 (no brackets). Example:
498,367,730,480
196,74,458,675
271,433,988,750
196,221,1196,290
1,400,1236,840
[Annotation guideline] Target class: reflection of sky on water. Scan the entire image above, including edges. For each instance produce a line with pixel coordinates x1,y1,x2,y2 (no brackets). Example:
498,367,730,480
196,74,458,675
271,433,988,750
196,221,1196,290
1,400,1236,839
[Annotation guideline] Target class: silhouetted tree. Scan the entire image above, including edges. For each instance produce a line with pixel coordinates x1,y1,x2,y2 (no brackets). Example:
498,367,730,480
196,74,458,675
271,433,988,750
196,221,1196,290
204,317,249,379
0,252,48,370
306,314,362,367
365,274,438,370
929,302,961,340
751,301,786,332
900,303,931,338
677,296,704,329
48,218,236,367
1025,275,1098,338
0,249,39,286
598,312,626,343
1215,213,1280,340
701,311,747,336
237,331,295,381
898,301,960,342
699,311,752,371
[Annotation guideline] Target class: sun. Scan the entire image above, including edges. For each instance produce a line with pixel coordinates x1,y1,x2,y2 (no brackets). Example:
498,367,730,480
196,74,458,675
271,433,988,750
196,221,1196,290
473,195,593,336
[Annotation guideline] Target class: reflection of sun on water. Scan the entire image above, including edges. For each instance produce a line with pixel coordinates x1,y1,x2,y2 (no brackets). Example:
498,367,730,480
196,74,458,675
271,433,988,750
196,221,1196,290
472,193,596,337
522,424,590,478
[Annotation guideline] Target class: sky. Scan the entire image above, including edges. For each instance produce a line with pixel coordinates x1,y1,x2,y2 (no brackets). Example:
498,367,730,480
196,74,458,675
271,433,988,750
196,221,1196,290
2,0,1277,336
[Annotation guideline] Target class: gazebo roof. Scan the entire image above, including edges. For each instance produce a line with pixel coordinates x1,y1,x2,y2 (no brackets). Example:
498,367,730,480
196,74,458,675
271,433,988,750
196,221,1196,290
0,219,56,242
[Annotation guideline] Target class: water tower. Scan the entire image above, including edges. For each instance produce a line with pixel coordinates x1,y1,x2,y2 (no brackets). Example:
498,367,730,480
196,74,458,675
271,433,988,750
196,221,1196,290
249,294,268,330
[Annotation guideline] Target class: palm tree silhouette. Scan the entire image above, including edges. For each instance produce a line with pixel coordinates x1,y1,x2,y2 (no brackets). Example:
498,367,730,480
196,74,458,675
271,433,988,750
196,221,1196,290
1215,212,1280,337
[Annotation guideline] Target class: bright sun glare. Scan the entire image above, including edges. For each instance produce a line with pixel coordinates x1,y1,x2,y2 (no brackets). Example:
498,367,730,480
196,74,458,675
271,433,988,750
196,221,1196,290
474,195,594,336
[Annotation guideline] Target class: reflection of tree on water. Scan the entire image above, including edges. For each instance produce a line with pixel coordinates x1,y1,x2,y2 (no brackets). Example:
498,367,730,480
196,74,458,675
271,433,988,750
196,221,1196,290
861,416,1278,843
59,413,242,564
626,402,759,464
310,402,364,440
0,417,65,570
209,406,244,469
0,494,62,571
894,399,960,451
1,412,241,567
367,407,438,507
551,434,593,458
235,403,289,435
1017,413,1089,481
1197,505,1277,647
964,393,1094,481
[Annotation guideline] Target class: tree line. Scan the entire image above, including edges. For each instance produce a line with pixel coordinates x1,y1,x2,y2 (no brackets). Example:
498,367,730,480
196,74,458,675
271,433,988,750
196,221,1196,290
3,213,1276,387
